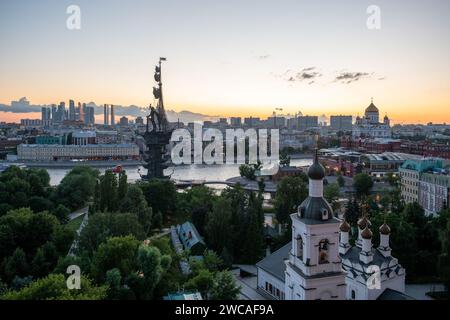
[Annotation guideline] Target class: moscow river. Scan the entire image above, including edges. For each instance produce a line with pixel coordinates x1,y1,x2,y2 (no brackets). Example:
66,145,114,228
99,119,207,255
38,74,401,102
46,158,313,186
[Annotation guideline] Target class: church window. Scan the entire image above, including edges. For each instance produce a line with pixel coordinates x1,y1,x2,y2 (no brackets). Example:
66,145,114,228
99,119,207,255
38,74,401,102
318,239,329,264
321,208,329,220
296,235,303,260
351,290,356,300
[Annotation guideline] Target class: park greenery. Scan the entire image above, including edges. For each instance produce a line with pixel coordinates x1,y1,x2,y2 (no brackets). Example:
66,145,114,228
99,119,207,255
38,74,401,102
0,165,449,299
0,166,242,300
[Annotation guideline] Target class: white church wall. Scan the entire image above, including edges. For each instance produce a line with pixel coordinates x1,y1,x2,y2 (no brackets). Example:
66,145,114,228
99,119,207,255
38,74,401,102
257,268,285,300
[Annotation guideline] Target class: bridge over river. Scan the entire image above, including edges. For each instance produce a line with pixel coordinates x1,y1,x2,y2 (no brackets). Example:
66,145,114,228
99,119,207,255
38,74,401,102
173,177,278,195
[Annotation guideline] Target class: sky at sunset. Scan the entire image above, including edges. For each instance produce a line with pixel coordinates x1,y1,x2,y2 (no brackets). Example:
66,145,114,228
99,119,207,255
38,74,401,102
1,0,450,124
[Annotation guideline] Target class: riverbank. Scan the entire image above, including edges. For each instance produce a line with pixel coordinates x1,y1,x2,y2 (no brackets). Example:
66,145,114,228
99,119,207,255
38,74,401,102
289,153,314,160
5,159,142,168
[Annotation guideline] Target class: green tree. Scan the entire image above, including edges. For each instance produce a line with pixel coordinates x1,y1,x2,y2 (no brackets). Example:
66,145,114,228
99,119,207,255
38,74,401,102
136,245,172,299
1,274,107,300
78,212,145,256
28,196,53,213
0,208,59,261
274,176,308,224
438,219,450,290
179,186,217,235
324,183,340,210
105,268,123,299
210,271,241,300
0,167,51,212
98,170,118,212
90,235,140,283
117,171,128,200
139,179,177,220
31,242,57,278
3,248,29,283
152,211,163,230
353,173,373,198
205,197,233,255
120,185,153,234
52,204,70,223
55,166,99,210
185,269,214,298
345,198,361,227
240,192,264,264
239,164,256,180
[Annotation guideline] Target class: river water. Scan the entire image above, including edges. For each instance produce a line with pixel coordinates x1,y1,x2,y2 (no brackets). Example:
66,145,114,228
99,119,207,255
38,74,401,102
46,159,313,186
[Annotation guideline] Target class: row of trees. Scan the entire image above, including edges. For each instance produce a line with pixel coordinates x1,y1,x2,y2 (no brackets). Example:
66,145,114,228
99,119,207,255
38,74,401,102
0,166,175,299
178,183,266,265
0,166,99,221
0,208,75,291
0,165,244,300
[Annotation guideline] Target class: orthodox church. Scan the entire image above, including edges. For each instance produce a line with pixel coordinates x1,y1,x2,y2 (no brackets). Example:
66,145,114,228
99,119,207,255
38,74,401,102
352,99,391,138
256,152,410,300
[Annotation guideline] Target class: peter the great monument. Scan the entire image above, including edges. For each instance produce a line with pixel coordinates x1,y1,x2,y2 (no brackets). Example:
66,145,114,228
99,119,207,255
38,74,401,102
141,57,173,180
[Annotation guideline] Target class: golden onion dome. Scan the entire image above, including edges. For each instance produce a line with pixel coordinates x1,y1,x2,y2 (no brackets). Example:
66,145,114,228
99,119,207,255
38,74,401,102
365,102,379,113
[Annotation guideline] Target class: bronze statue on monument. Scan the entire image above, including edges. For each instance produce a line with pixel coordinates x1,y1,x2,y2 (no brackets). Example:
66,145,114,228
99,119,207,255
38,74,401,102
141,57,173,180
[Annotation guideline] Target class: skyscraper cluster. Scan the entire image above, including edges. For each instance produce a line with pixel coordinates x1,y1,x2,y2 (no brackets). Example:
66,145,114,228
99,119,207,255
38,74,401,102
41,100,95,126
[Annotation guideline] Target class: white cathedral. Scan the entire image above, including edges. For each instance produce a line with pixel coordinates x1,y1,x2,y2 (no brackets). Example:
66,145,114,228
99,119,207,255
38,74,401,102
352,99,392,138
256,153,409,300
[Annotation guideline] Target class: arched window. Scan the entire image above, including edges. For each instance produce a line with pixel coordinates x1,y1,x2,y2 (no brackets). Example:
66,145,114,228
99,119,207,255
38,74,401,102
296,235,303,260
351,290,356,300
318,239,329,264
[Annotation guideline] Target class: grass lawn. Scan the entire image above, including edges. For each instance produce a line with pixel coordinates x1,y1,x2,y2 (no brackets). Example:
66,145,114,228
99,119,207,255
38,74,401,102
66,214,85,233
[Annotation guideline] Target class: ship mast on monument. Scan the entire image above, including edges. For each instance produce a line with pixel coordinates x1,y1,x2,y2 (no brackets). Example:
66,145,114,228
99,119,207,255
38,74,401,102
141,57,173,180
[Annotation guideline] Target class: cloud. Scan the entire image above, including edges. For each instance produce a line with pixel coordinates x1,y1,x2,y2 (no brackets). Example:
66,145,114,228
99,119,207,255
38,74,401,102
283,67,322,84
334,71,373,84
256,54,270,60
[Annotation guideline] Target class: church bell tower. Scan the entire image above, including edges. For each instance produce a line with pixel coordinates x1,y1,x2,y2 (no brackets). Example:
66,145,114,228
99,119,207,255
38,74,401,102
284,151,346,300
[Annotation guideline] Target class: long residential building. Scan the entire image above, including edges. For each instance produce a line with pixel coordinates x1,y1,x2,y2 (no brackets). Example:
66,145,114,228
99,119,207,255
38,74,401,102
17,143,139,161
399,158,445,206
418,170,450,216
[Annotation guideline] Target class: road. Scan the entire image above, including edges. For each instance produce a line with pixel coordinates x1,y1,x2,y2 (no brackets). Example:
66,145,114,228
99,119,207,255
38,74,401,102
67,209,89,256
68,206,89,221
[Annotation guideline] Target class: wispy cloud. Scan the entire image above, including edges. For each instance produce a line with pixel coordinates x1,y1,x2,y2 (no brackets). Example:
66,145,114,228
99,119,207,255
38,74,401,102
334,71,374,84
283,67,322,85
275,67,384,85
256,54,271,60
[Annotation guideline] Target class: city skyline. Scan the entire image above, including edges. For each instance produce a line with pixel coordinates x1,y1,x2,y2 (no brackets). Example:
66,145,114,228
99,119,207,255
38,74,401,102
1,0,450,124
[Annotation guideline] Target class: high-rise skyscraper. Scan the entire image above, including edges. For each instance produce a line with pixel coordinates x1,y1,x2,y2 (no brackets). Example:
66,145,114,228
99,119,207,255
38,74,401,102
104,104,109,126
41,107,51,126
110,105,115,126
56,102,66,123
69,100,76,121
77,102,83,121
85,106,95,125
51,104,57,124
